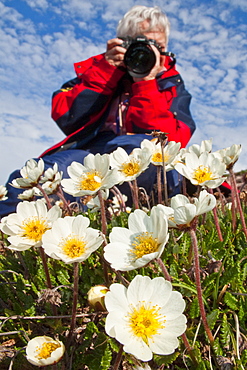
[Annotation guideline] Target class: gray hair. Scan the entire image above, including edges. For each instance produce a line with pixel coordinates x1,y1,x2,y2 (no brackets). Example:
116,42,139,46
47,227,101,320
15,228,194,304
117,5,170,44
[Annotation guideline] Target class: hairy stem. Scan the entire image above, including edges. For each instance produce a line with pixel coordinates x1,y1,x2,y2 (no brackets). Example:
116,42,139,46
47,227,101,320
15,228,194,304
229,168,247,240
67,262,79,346
156,166,163,204
189,228,214,346
36,184,52,209
208,188,223,242
112,344,123,370
155,257,171,282
39,248,57,316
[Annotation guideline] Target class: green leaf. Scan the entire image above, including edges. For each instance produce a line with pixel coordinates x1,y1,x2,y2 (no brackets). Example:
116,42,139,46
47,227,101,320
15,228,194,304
219,312,232,353
100,343,112,370
224,291,239,310
189,297,200,319
153,351,179,365
206,309,220,330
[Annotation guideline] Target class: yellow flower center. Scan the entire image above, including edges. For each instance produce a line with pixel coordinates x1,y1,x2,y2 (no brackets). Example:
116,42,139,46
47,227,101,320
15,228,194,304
121,160,141,177
193,165,213,184
79,171,101,191
131,232,159,259
152,152,162,163
128,304,165,343
36,341,61,359
60,235,86,258
21,217,49,242
152,152,171,164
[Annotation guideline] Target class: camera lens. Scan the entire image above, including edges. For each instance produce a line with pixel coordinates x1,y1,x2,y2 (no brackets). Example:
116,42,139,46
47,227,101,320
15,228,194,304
124,42,156,78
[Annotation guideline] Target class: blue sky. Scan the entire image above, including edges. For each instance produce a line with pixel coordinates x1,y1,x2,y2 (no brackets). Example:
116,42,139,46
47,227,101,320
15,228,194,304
0,0,247,185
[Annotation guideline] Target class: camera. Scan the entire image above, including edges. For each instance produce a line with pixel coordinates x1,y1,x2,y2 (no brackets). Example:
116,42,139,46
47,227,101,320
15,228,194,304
121,35,164,78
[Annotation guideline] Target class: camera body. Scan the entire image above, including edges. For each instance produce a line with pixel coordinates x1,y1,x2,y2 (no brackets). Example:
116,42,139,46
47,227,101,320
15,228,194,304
121,35,163,78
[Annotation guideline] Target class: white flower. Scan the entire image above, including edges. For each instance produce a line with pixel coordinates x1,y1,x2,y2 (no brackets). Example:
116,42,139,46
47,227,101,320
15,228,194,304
175,152,227,188
216,144,242,170
187,139,213,157
141,139,181,167
17,188,40,200
110,147,151,184
165,148,187,172
61,153,119,197
41,173,63,195
158,190,216,229
104,207,169,271
40,163,60,182
0,185,8,201
42,215,104,264
105,275,187,361
11,158,44,189
39,163,63,194
26,336,65,367
0,200,62,251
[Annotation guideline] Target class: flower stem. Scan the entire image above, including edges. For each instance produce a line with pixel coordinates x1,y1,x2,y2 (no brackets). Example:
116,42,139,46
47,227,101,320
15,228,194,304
156,166,163,204
39,247,52,289
112,344,123,370
39,248,57,316
36,184,52,209
181,333,198,367
229,168,247,240
131,179,139,209
98,190,109,285
155,257,171,282
67,262,79,346
208,188,223,242
98,190,107,236
189,228,214,346
230,173,237,231
111,186,127,212
160,139,168,206
57,186,72,215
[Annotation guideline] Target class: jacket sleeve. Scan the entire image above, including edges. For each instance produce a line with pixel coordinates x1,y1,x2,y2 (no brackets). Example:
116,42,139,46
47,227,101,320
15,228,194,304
125,73,196,148
51,54,125,136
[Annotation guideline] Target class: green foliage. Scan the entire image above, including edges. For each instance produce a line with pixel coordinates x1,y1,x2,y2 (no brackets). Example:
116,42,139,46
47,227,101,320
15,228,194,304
206,309,220,330
1,188,247,369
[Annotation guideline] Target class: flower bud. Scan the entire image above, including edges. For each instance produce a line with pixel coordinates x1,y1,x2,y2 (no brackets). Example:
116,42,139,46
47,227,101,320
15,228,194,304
26,336,65,367
87,285,109,311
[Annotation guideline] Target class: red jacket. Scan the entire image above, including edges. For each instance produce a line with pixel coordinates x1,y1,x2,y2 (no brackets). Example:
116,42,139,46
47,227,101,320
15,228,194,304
41,54,195,157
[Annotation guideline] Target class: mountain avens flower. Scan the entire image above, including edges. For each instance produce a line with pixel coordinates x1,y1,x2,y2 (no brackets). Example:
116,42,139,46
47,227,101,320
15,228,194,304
0,200,62,250
110,147,151,184
104,207,169,271
158,190,216,229
141,139,181,167
11,158,45,189
61,153,119,196
105,275,186,361
175,152,226,188
26,336,65,367
42,214,103,263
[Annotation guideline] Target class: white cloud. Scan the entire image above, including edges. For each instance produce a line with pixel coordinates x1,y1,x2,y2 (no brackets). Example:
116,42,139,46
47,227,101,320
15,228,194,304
23,0,49,11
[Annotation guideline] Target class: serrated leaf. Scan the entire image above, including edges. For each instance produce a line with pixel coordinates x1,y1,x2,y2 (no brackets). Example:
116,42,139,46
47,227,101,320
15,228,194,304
189,297,200,319
153,351,179,365
206,309,220,329
224,291,239,310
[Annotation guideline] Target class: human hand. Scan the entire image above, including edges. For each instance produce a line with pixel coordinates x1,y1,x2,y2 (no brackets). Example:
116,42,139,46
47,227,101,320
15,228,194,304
105,38,126,68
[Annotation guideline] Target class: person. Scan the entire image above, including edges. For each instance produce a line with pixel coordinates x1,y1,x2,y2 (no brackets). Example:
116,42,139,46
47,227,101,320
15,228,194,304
0,5,196,217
